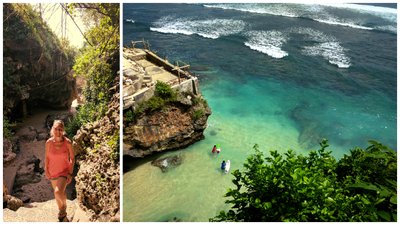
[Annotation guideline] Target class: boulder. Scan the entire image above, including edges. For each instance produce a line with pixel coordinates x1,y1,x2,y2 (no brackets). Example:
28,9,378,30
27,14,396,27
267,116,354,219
3,139,17,164
6,195,24,211
151,155,183,172
14,157,42,188
17,127,37,142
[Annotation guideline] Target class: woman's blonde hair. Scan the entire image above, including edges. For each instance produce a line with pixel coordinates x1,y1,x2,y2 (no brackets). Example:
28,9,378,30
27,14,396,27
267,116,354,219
50,120,66,137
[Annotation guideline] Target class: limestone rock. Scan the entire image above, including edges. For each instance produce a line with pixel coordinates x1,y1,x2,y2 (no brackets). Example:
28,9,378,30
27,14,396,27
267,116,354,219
123,93,211,158
14,156,42,188
5,195,24,211
3,139,17,164
73,93,120,222
3,4,76,118
151,155,183,172
17,127,37,142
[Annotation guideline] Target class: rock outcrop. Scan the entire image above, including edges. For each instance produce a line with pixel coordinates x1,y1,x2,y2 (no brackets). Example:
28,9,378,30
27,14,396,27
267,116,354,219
124,92,211,158
3,4,76,118
151,154,183,172
123,47,212,158
73,91,120,222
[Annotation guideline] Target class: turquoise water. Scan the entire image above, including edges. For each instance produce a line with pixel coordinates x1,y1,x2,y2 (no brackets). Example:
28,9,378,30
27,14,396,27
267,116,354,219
123,3,396,221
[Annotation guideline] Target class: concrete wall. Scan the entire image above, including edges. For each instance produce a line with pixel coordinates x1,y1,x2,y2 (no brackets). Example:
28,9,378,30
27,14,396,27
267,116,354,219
125,77,200,111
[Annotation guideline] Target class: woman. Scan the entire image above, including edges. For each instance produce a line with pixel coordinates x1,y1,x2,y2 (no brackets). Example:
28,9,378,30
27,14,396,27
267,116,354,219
45,120,74,221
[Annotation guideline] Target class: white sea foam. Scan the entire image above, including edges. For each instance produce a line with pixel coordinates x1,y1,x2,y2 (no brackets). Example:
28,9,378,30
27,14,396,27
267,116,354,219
150,17,246,39
289,27,351,68
244,30,289,59
302,42,351,68
204,4,299,18
375,25,397,34
314,19,374,30
125,19,135,24
203,3,396,32
319,3,397,23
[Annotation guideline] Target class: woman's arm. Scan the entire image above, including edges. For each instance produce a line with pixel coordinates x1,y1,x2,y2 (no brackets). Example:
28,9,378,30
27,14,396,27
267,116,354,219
67,139,75,174
45,141,51,179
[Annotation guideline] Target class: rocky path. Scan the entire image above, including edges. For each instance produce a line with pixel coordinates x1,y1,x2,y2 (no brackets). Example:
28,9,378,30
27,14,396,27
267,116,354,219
3,107,90,221
3,199,90,222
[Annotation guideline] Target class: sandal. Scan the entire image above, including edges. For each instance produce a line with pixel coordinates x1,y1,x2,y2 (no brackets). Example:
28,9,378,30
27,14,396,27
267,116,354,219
58,208,67,222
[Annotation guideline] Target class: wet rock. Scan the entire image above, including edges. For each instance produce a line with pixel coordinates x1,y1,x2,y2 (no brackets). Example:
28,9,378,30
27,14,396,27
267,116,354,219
151,155,183,172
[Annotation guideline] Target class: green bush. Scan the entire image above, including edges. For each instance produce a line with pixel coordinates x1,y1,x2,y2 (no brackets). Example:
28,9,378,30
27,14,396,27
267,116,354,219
124,109,135,124
107,132,119,162
192,109,204,121
155,81,177,101
65,102,108,138
3,117,15,138
211,140,397,222
146,96,166,112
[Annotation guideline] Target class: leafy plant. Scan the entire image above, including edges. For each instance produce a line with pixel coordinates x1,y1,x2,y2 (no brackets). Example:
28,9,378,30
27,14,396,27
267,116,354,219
211,140,397,222
192,109,205,121
155,81,177,101
107,132,119,162
3,117,15,138
65,102,108,138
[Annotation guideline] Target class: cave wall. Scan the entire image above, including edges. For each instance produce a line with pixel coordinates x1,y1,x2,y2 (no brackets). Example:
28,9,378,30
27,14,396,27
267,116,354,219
3,4,76,118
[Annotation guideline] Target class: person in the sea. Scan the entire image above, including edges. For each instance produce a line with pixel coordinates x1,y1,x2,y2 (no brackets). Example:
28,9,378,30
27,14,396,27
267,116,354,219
216,144,221,154
221,160,226,170
45,120,75,221
212,145,217,153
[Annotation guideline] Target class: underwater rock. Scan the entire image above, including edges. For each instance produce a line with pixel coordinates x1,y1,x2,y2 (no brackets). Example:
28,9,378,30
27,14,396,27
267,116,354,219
151,155,183,172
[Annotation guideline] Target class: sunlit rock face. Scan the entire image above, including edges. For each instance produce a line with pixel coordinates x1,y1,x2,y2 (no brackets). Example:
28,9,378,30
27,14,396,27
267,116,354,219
3,4,76,118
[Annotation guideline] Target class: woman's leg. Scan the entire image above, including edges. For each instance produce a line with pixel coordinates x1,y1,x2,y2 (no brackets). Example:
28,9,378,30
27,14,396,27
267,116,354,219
50,177,68,212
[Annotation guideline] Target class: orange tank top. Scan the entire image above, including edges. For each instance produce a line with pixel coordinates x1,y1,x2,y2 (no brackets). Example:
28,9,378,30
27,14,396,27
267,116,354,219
48,139,71,179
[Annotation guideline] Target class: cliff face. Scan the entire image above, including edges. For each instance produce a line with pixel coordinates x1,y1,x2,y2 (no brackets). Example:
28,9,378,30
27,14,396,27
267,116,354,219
123,93,211,158
72,89,120,222
3,4,76,117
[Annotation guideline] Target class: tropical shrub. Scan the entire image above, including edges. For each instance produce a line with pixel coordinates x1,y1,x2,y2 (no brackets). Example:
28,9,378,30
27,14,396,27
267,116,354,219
211,140,397,222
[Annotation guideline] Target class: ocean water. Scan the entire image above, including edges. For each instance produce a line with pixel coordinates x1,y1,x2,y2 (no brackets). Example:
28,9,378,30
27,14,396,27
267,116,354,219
122,3,397,222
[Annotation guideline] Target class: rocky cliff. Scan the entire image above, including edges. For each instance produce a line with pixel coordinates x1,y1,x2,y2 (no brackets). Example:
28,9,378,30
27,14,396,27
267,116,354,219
123,91,211,158
72,86,120,222
3,4,76,118
123,47,211,158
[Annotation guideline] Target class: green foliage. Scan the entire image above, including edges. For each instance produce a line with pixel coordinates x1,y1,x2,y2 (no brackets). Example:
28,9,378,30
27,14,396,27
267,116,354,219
3,117,15,138
192,109,205,121
192,96,208,108
155,81,177,100
107,132,119,162
211,140,397,222
125,81,178,122
95,173,107,187
124,109,135,124
71,3,119,107
65,102,108,138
